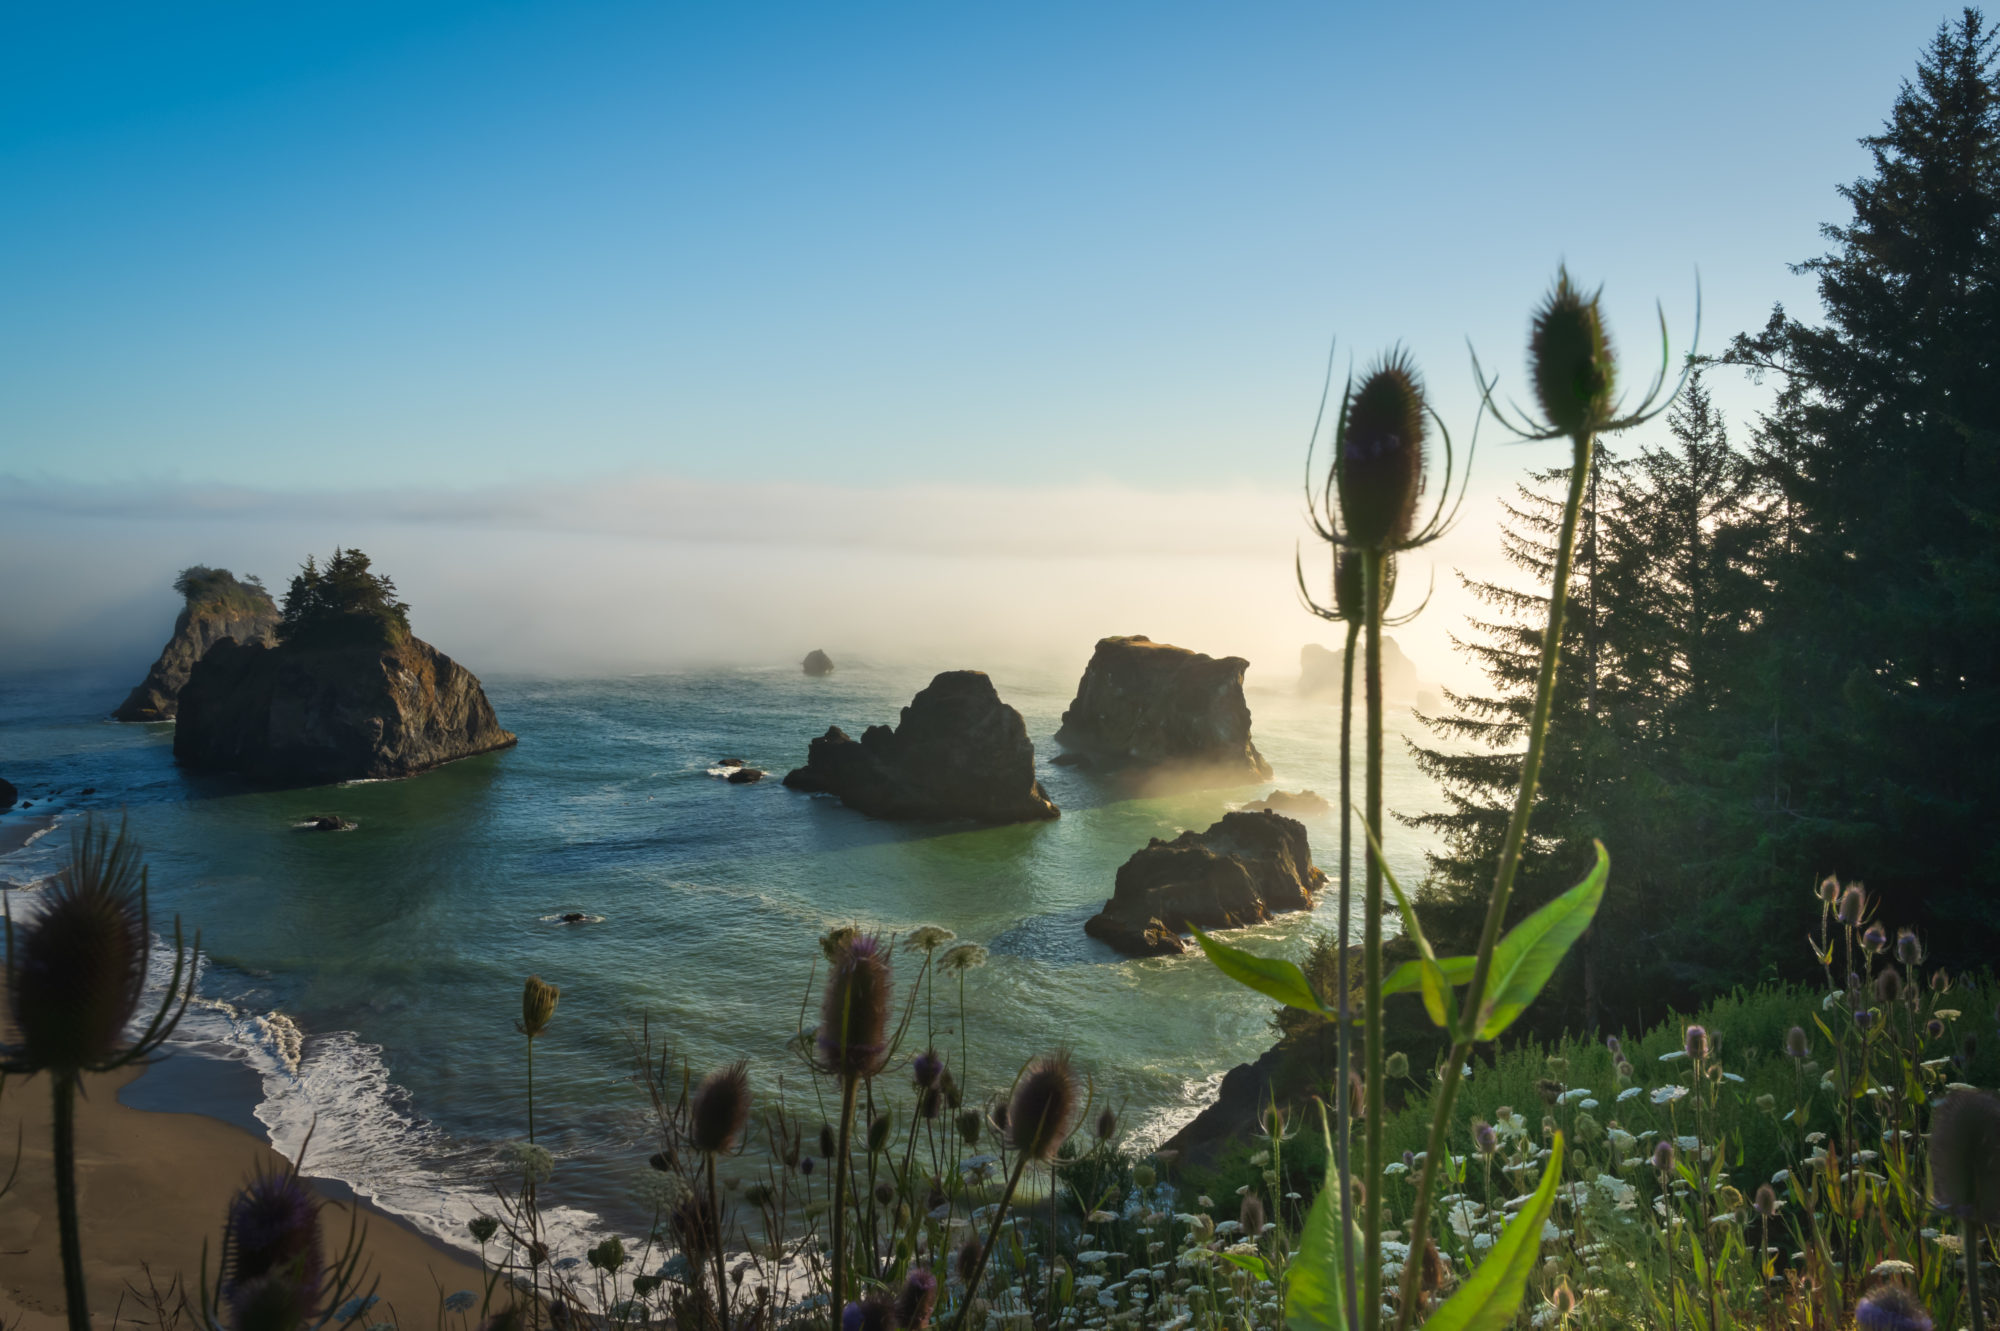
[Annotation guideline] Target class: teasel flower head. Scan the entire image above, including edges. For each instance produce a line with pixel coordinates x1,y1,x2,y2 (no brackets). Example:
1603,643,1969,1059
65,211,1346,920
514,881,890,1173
1526,269,1616,439
222,1168,326,1331
1838,885,1866,926
4,817,195,1076
897,1269,940,1330
817,933,891,1080
1874,967,1903,1005
1239,1193,1266,1237
1754,1183,1779,1218
669,1192,721,1258
867,1111,892,1154
1333,352,1429,551
1604,1034,1622,1056
690,1060,751,1155
1862,923,1889,955
1785,1026,1811,1060
1007,1052,1079,1163
1896,927,1923,967
912,1048,945,1090
1651,1140,1677,1173
956,1108,982,1147
1932,967,1952,994
1930,1090,2000,1223
1817,875,1840,906
1384,1051,1410,1079
518,975,559,1039
1854,1007,1878,1032
1855,1284,1934,1331
1928,1018,1946,1041
1472,1120,1499,1156
1095,1105,1118,1141
1683,1025,1709,1062
955,1236,982,1288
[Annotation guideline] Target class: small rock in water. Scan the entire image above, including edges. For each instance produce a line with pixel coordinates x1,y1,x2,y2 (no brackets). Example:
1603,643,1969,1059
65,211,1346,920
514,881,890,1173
803,649,835,677
716,757,745,768
561,912,589,924
725,767,766,784
303,815,354,831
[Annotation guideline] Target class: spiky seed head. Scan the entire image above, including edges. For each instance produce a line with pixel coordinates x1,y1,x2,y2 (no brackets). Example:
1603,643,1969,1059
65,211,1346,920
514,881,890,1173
1838,885,1866,926
1239,1194,1265,1236
1529,269,1615,438
1862,924,1888,954
1604,1034,1621,1055
1928,1018,1946,1041
818,934,891,1080
1932,968,1952,994
1817,875,1841,905
469,1215,500,1244
873,1179,895,1206
223,1169,325,1329
819,1124,837,1158
799,1155,814,1175
1785,1026,1811,1060
1854,1007,1878,1032
955,1236,982,1287
1535,1077,1563,1105
1683,1025,1709,1061
956,1108,982,1146
1385,1051,1410,1079
1421,1239,1447,1296
1931,1090,2000,1223
1874,968,1903,1005
1651,1140,1676,1173
1855,1284,1935,1331
1552,1283,1577,1318
519,975,559,1039
690,1060,751,1155
1132,1163,1157,1189
1754,1183,1779,1218
912,1048,945,1090
867,1111,892,1154
1472,1120,1499,1156
1615,1059,1633,1080
897,1269,940,1330
1007,1053,1078,1163
1897,927,1924,967
9,820,151,1073
1095,1106,1118,1141
1337,352,1428,549
918,1087,942,1119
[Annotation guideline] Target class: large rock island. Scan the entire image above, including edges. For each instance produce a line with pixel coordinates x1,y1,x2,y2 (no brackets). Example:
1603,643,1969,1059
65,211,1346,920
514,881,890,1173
114,567,280,722
1053,636,1273,785
173,549,515,787
1085,810,1324,956
784,670,1059,824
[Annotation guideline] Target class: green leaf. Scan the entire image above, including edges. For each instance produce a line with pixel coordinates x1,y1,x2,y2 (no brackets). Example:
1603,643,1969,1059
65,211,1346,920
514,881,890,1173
1422,1132,1567,1331
1284,1103,1351,1331
1360,813,1457,1033
1223,1252,1271,1282
1472,843,1608,1040
1383,954,1475,998
1191,926,1327,1015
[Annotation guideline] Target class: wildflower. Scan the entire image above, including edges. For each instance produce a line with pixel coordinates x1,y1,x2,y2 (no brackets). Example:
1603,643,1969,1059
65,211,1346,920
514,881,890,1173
1617,1086,1643,1103
1927,1018,1946,1041
1853,1284,1933,1331
908,925,956,954
1838,885,1866,925
1683,1026,1708,1061
1651,1141,1676,1173
1658,1050,1687,1062
223,1168,326,1331
504,1141,555,1183
1095,1106,1118,1141
1239,1195,1265,1237
1559,1087,1592,1104
913,1048,945,1090
1862,924,1889,954
1472,1120,1499,1155
468,1215,499,1244
1336,351,1429,548
1930,1090,2000,1222
1754,1184,1778,1218
819,934,891,1079
1875,967,1903,1004
1385,1051,1409,1079
897,1270,940,1329
868,1111,892,1153
1855,1007,1878,1031
1008,1052,1079,1162
1817,876,1840,906
940,942,988,974
1897,928,1923,967
1785,1026,1811,1059
1650,1085,1688,1106
1528,269,1616,437
690,1060,751,1155
519,976,559,1039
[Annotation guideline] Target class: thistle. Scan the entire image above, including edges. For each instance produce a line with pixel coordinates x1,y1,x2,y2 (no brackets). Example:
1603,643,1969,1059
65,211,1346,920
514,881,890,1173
690,1059,750,1331
1337,352,1429,549
912,1049,945,1090
221,1168,326,1331
1838,885,1866,926
1897,927,1924,967
1785,1026,1811,1059
896,1269,939,1330
516,974,559,1144
1683,1025,1709,1062
1528,269,1616,438
3,819,197,1331
818,933,892,1322
1855,1285,1935,1331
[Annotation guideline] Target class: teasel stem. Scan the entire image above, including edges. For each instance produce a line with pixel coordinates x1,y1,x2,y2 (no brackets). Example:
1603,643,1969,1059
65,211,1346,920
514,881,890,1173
53,1071,88,1331
1335,614,1360,1331
1392,436,1594,1331
947,1150,1029,1331
706,1152,731,1331
830,1074,858,1329
1361,547,1386,1331
1968,1218,1987,1331
525,1032,537,1144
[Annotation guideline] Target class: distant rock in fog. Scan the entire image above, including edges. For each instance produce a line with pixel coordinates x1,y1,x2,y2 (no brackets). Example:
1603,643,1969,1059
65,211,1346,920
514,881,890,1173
1242,789,1332,817
783,670,1059,824
1085,810,1325,957
114,567,279,722
803,649,835,677
1052,636,1272,787
1298,636,1422,703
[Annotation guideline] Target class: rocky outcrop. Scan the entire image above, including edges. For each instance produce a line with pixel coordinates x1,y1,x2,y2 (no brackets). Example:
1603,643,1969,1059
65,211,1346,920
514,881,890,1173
0,778,14,811
1298,637,1421,703
783,671,1059,824
1053,636,1272,785
174,633,516,787
1084,811,1324,956
803,649,835,677
1159,1045,1285,1171
1243,789,1332,817
115,569,279,721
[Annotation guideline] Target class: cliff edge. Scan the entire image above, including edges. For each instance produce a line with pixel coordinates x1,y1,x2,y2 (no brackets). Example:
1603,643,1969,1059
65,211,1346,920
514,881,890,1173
114,568,279,722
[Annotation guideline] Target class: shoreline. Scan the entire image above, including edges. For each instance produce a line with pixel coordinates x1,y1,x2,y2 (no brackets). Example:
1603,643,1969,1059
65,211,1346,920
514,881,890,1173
0,814,56,859
0,1048,484,1330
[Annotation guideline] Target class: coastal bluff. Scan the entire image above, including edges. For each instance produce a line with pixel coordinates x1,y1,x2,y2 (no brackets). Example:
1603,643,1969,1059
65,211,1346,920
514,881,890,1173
174,634,516,786
783,670,1059,824
1085,810,1324,956
114,567,279,722
1053,635,1272,785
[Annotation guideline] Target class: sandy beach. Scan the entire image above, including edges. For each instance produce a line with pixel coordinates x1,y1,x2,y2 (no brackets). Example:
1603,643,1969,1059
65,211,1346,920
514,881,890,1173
0,814,56,859
0,1056,485,1330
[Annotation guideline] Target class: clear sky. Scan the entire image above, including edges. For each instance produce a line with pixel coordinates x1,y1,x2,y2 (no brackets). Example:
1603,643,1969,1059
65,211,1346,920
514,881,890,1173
0,1,1969,681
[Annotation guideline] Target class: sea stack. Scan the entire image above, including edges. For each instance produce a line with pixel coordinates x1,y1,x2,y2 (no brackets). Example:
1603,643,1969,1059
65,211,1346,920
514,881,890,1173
1298,637,1421,702
114,567,280,722
1053,636,1272,786
173,549,515,787
783,670,1059,824
803,649,835,677
1085,811,1324,956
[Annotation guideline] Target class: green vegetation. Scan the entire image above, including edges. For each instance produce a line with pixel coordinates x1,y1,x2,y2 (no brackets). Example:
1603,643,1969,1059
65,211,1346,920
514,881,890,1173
171,565,275,618
276,548,412,647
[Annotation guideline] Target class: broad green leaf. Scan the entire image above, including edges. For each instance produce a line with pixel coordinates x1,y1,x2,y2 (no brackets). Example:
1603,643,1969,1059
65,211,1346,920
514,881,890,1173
1223,1252,1271,1282
1360,813,1456,1033
1473,843,1608,1040
1383,954,1475,998
1421,1132,1566,1331
1284,1103,1352,1331
1191,925,1326,1015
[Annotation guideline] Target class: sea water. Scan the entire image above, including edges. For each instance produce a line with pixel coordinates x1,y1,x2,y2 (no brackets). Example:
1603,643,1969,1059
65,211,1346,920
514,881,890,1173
0,660,1441,1259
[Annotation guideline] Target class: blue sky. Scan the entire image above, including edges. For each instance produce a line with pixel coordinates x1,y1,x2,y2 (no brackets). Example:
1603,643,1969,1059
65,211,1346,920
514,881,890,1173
0,0,1962,494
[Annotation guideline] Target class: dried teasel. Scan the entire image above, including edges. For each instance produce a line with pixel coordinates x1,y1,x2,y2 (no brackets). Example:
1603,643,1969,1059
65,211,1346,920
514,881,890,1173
818,934,891,1080
1785,1026,1811,1059
1683,1025,1709,1062
1336,352,1429,549
689,1060,751,1155
1239,1193,1266,1237
1007,1052,1079,1163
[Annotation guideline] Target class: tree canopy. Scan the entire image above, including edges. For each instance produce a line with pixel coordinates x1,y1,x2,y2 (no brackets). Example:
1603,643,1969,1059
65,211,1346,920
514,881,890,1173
276,548,411,647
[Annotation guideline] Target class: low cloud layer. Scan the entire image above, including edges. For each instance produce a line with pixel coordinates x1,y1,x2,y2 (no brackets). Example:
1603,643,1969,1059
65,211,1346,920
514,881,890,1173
0,474,1509,691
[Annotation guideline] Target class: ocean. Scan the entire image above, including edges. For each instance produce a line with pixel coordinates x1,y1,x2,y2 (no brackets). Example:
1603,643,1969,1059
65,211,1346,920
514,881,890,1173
0,659,1440,1262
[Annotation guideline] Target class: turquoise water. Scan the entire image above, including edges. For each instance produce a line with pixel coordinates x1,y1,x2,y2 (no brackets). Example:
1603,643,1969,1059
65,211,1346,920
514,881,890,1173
0,660,1440,1258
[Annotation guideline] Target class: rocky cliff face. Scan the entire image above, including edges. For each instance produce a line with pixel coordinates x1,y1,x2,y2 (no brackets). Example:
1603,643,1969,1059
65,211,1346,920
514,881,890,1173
1053,636,1272,785
803,649,835,677
1084,810,1324,956
783,670,1059,824
114,577,280,722
173,634,516,786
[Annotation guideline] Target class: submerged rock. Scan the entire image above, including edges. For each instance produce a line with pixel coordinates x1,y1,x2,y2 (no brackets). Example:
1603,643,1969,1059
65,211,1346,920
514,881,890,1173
175,634,516,787
300,815,356,831
1053,636,1272,786
1084,810,1324,956
783,670,1059,824
725,767,766,784
115,567,280,722
803,649,835,677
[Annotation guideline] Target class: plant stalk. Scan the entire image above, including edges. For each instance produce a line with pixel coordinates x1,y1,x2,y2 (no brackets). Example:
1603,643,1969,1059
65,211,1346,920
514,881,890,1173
1391,436,1594,1331
949,1152,1030,1331
1361,548,1387,1331
708,1152,731,1331
54,1072,89,1331
526,1034,537,1144
1336,616,1361,1331
1968,1218,1987,1331
831,1075,859,1328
